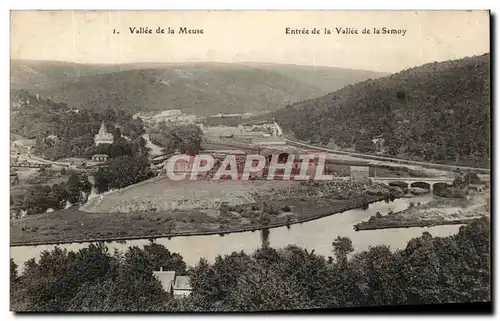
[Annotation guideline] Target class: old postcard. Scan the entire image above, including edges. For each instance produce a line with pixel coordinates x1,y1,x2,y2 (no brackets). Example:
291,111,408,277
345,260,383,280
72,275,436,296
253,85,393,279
9,10,491,312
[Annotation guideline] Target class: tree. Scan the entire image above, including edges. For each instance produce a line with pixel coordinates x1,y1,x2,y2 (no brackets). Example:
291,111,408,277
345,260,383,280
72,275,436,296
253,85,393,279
332,236,354,266
101,155,153,190
109,137,132,158
143,243,187,274
67,279,121,312
131,136,149,157
188,252,254,309
151,124,203,155
92,154,152,192
10,259,18,284
227,264,310,311
65,173,92,204
94,167,111,193
71,243,117,285
348,245,405,306
112,127,122,142
46,183,69,210
10,218,491,312
174,124,203,155
20,247,77,311
19,185,52,214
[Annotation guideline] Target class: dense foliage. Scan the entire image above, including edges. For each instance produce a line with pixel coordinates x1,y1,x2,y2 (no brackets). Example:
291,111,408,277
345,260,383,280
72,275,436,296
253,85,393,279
11,90,145,160
94,154,154,194
10,218,490,311
11,172,92,215
150,122,203,155
273,54,490,167
10,243,185,312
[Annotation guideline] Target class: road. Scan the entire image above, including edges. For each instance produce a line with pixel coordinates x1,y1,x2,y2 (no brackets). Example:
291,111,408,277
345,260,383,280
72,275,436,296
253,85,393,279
285,139,490,174
27,155,71,169
142,134,165,157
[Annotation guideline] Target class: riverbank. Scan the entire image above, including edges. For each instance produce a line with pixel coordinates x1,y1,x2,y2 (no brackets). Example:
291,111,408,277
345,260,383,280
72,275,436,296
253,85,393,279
354,190,489,231
11,181,391,246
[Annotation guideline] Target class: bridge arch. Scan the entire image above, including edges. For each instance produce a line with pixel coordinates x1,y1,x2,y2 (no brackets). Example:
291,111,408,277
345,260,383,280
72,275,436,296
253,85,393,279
388,181,408,189
410,181,431,191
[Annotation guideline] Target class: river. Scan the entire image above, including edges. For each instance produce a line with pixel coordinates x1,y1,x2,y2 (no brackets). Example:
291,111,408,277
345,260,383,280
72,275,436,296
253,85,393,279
10,194,462,272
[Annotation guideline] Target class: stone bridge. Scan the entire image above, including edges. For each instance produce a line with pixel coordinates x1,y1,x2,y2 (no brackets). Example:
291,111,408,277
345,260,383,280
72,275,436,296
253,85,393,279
372,177,456,191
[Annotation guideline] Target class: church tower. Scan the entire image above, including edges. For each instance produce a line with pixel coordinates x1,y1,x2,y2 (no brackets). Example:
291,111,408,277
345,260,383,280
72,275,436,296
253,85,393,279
94,121,114,146
99,121,106,134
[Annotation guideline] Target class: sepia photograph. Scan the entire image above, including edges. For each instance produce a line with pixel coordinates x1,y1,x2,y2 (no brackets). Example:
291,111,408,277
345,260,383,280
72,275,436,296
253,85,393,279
9,10,491,312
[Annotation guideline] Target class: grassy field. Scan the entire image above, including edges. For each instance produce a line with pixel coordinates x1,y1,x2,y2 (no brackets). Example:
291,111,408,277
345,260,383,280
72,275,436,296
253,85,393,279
80,178,301,213
11,168,71,200
11,181,391,245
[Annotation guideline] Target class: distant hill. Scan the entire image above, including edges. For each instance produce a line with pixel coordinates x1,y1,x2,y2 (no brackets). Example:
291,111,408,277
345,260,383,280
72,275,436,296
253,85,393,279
272,54,490,168
10,60,125,92
241,62,387,94
10,60,385,116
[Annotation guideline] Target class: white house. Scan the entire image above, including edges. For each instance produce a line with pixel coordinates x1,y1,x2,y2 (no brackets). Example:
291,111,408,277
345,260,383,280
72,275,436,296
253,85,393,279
173,275,193,298
153,268,192,298
153,268,176,293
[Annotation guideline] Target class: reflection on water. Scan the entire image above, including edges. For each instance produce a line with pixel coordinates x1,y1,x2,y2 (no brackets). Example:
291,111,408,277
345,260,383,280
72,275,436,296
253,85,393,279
261,228,270,249
11,195,462,271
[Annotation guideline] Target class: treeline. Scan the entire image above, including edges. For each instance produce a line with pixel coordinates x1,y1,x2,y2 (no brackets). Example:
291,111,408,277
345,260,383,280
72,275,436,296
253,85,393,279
10,217,490,311
10,172,91,216
273,54,490,168
11,90,145,160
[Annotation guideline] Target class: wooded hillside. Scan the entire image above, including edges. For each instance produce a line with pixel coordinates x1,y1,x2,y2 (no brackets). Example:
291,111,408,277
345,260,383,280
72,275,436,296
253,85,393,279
272,54,490,167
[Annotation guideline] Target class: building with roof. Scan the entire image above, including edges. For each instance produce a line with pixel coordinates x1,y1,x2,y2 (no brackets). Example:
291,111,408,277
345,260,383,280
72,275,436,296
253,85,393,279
173,275,193,298
204,114,243,127
153,269,193,298
153,268,176,294
160,110,182,117
201,126,269,139
91,154,109,162
94,122,114,146
322,159,373,181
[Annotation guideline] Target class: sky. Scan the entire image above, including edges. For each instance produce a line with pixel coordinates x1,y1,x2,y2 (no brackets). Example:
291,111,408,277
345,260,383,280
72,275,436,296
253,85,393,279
10,10,490,73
